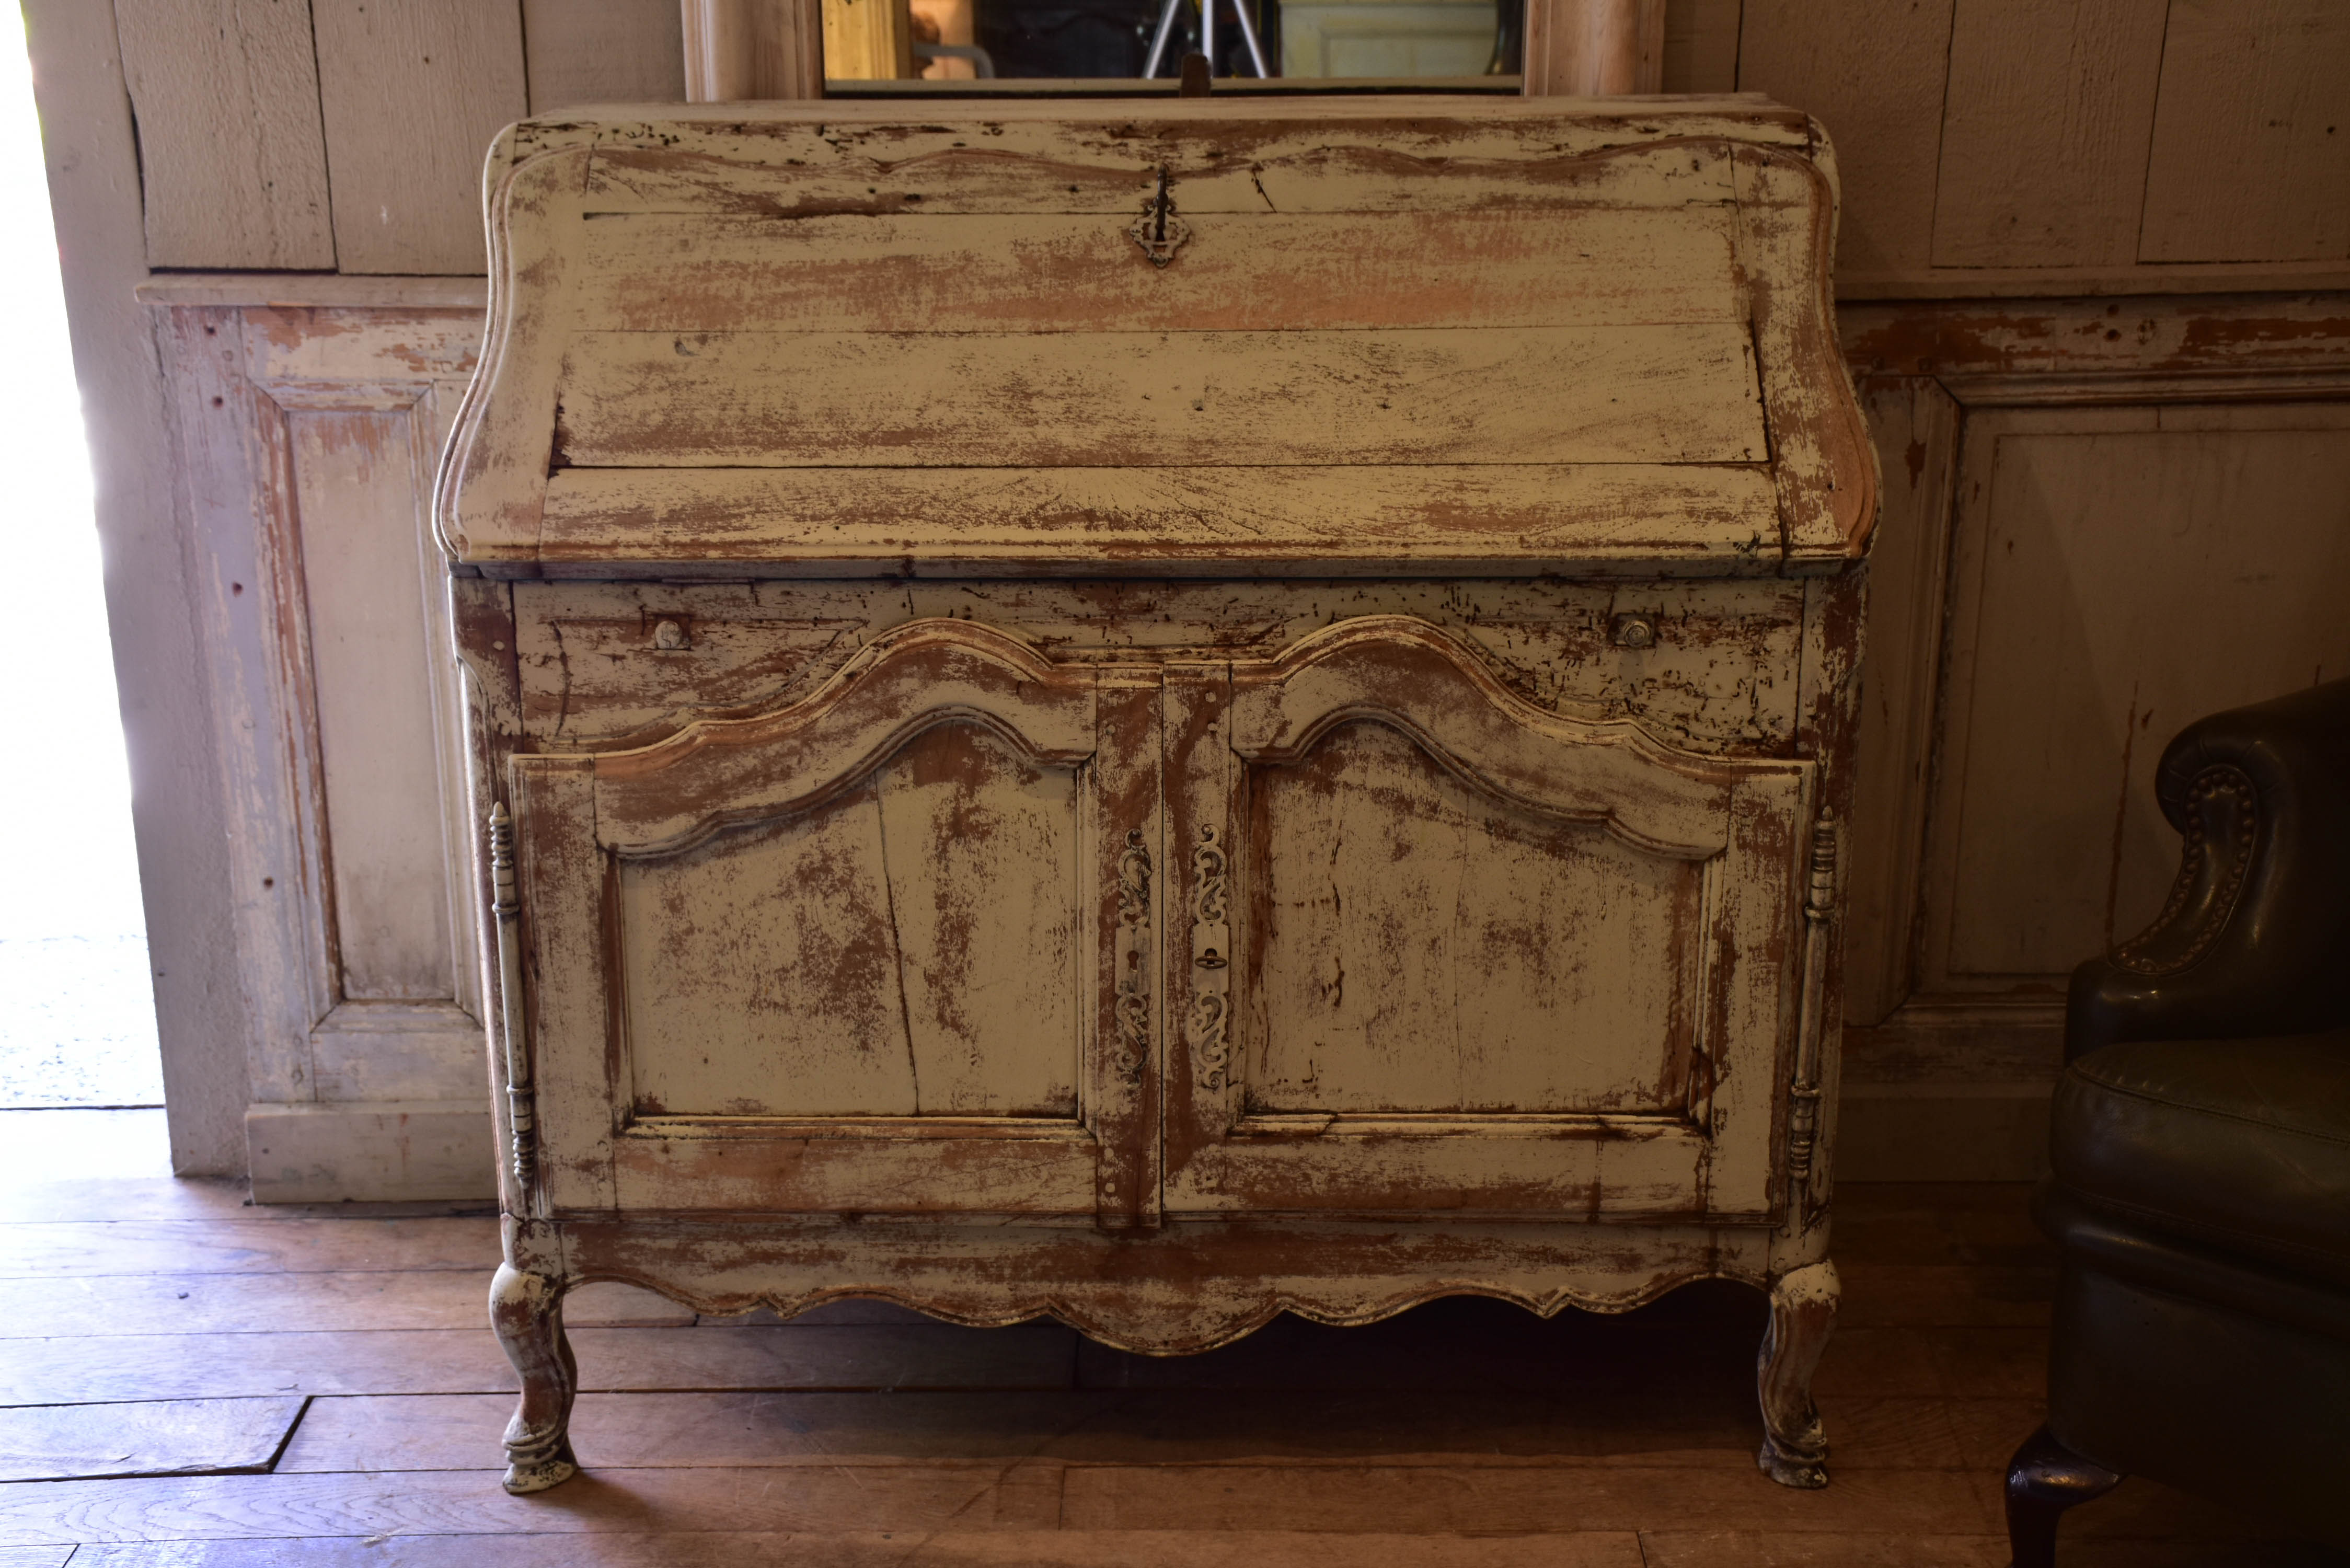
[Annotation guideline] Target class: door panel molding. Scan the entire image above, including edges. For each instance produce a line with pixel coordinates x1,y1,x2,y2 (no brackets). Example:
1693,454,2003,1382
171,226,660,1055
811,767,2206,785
1836,294,2350,1178
1169,616,1813,1221
509,618,1145,1220
153,302,490,1199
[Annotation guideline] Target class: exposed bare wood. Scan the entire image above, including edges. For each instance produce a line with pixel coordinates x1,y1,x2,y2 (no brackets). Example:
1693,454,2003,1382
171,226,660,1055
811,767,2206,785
271,1385,1971,1471
5,1122,2320,1558
112,0,335,269
683,0,825,100
2,1319,1081,1405
0,1398,305,1483
1734,0,1956,280
0,1217,498,1278
523,0,687,111
1523,0,1666,95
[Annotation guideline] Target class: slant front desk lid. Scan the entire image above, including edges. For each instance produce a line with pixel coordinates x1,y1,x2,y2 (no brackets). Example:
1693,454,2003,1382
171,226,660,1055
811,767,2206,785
437,97,1875,580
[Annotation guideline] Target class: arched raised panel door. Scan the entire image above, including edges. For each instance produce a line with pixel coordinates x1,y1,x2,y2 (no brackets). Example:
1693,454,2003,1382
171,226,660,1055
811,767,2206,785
1164,618,1812,1220
507,621,1164,1224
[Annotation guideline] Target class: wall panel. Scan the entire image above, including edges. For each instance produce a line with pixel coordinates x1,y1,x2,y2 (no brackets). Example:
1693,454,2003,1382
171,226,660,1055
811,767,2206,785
1835,294,2350,1180
1660,0,1740,94
312,0,530,273
1922,405,2350,987
114,0,334,268
2138,0,2350,264
1841,376,1957,1028
285,407,456,1002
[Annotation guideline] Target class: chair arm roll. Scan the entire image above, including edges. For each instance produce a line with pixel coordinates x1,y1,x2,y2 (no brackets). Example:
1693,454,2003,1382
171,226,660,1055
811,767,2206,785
2067,678,2350,1059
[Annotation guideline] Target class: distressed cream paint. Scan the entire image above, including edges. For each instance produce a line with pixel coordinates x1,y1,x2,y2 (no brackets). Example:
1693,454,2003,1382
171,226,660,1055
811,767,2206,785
439,98,1876,1497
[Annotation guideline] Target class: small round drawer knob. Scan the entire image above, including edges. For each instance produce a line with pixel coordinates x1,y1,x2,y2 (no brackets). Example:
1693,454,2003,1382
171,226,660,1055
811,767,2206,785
1610,612,1659,650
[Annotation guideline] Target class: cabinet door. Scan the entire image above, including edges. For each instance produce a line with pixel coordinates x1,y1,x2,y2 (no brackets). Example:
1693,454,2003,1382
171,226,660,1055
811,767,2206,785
1164,618,1812,1221
510,621,1160,1220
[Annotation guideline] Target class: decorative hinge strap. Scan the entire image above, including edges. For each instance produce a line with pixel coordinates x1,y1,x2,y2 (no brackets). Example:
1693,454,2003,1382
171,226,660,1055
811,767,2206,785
1114,828,1154,1080
1788,809,1838,1187
1189,826,1232,1091
489,803,536,1192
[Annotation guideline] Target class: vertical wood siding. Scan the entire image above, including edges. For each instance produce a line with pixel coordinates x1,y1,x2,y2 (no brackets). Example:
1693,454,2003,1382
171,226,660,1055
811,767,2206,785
312,0,531,273
115,0,335,268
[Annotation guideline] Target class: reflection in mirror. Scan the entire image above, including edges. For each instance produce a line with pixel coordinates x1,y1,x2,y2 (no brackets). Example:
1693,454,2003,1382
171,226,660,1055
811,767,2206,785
814,0,1526,83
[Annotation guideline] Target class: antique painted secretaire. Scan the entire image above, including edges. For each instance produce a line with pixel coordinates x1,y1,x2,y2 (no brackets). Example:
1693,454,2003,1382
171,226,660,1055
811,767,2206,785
435,96,1879,1495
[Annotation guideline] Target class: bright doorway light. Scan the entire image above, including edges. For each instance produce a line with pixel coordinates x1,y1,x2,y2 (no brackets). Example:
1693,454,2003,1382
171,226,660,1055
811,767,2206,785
0,14,163,1109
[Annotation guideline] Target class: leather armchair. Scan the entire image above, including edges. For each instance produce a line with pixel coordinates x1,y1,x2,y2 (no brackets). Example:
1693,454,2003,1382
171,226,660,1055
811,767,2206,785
2006,677,2350,1563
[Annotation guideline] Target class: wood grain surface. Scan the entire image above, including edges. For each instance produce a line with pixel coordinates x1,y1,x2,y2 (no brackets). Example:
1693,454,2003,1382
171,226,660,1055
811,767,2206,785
112,0,335,270
311,0,529,273
0,1123,2332,1562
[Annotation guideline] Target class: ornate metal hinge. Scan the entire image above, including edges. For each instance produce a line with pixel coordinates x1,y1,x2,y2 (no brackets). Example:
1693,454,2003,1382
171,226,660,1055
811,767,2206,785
1787,810,1838,1198
1114,828,1153,1080
1127,167,1190,267
1189,826,1232,1091
489,802,537,1195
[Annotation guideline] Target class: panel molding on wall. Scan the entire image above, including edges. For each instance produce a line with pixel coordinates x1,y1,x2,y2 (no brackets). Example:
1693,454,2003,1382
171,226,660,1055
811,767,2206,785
1834,292,2350,1179
311,0,530,274
153,301,493,1201
522,0,687,111
1923,401,2350,990
1743,0,2350,298
1931,0,2170,270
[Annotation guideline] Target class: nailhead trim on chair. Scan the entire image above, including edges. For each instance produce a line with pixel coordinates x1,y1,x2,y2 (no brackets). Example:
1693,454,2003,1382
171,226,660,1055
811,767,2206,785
2112,765,2257,977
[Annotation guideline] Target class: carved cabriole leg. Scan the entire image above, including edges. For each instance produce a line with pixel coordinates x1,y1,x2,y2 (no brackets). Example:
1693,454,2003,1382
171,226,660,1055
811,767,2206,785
490,1262,578,1494
1756,1258,1839,1488
2005,1424,2123,1568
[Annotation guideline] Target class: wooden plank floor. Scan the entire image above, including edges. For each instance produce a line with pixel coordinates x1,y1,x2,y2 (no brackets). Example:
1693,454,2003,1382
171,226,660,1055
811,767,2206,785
2,1110,2342,1566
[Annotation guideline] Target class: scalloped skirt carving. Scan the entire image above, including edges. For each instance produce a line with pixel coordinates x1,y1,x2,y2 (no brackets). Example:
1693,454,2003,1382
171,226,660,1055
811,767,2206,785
533,1215,1794,1356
